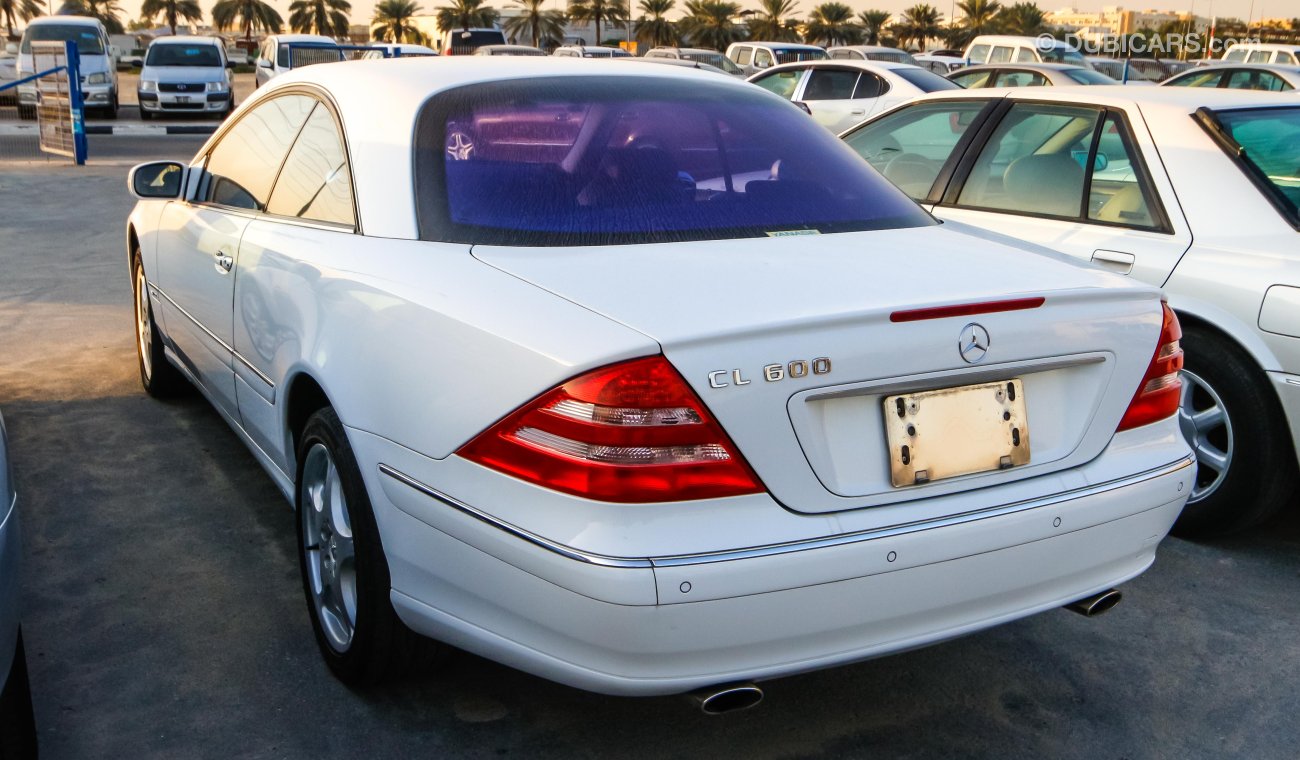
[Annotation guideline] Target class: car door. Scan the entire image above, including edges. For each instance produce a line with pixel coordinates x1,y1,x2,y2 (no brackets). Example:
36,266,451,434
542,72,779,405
932,99,1193,286
153,93,316,416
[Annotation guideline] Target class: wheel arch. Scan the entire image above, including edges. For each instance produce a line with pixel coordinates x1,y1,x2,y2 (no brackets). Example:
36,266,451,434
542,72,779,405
1167,296,1283,374
127,224,139,269
285,371,334,477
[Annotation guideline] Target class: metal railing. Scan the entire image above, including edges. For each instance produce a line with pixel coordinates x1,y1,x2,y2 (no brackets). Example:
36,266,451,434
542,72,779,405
0,40,87,164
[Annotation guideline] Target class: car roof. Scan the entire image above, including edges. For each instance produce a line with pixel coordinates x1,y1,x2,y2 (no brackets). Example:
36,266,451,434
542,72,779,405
953,62,1084,72
828,45,908,53
763,59,917,73
270,34,336,43
28,15,101,27
912,84,1296,111
149,36,221,46
734,41,824,49
1174,63,1300,73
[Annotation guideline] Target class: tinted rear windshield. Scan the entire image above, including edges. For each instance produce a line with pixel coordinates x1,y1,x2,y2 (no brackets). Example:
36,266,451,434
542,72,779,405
893,67,962,92
21,25,104,55
775,49,828,64
1039,45,1086,64
147,44,222,67
415,76,932,246
1209,106,1300,225
445,30,506,54
682,51,740,74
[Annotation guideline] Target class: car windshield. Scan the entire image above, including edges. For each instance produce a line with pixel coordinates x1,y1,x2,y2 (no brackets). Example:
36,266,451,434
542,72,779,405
682,51,741,74
20,25,104,55
1210,106,1300,225
1040,46,1086,65
893,67,962,92
1065,68,1117,84
775,49,828,64
416,77,932,246
146,44,221,67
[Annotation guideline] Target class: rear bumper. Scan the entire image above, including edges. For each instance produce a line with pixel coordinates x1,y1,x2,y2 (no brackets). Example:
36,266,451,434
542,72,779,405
366,439,1192,696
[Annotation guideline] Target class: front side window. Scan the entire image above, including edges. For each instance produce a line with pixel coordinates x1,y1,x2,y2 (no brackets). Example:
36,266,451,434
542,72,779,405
996,70,1047,87
843,100,989,199
950,69,994,88
1207,106,1300,226
802,69,859,100
203,94,316,210
989,46,1013,63
267,104,355,226
734,46,753,65
1223,48,1246,61
276,43,289,67
1279,52,1297,64
1015,47,1036,62
147,44,222,67
1224,69,1292,92
957,103,1100,217
967,44,990,64
1247,50,1271,63
1167,69,1225,88
754,49,773,68
751,69,802,99
414,77,932,246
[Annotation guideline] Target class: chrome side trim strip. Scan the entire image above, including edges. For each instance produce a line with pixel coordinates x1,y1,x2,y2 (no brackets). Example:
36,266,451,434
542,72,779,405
379,457,1193,569
150,283,277,389
377,465,654,569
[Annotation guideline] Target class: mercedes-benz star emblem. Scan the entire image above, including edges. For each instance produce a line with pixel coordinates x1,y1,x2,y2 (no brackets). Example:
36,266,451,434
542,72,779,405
959,323,990,364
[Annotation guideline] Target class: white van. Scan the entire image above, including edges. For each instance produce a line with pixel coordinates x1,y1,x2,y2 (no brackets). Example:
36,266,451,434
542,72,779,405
254,34,341,88
963,34,1090,68
436,28,506,56
1221,42,1300,65
15,16,118,119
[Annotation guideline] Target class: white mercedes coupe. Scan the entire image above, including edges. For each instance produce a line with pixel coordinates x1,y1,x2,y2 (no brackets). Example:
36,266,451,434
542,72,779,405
125,59,1193,710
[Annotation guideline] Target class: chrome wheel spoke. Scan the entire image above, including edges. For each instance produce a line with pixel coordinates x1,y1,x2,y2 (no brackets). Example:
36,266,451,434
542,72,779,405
1194,442,1229,474
300,440,358,652
1179,369,1235,502
1191,405,1225,433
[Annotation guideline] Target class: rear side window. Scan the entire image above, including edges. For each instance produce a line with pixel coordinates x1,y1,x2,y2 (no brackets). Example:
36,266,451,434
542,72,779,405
1015,47,1036,62
843,100,989,200
853,73,885,98
267,104,355,226
1168,69,1225,87
203,94,315,210
950,69,994,88
1224,69,1292,92
414,77,933,246
997,70,1046,87
803,69,859,100
734,46,752,65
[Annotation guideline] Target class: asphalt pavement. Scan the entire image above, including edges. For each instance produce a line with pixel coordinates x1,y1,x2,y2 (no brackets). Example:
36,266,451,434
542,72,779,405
0,145,1298,759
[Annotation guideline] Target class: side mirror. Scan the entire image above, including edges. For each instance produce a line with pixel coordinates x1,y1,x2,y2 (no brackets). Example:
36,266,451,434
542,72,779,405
257,58,272,68
129,161,187,200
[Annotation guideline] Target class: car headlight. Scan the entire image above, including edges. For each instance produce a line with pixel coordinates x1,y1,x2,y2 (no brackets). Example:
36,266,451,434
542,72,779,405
206,81,228,92
139,80,157,92
87,72,109,85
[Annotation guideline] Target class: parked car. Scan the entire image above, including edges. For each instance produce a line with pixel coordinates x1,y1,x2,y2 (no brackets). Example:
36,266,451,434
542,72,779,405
360,43,438,58
914,53,966,75
473,44,546,56
16,15,118,119
436,27,506,55
125,58,1192,703
138,36,235,121
725,41,826,76
842,88,1300,536
750,60,960,132
552,45,631,58
1163,64,1298,92
254,34,341,88
0,409,37,758
624,57,730,75
947,63,1118,88
644,46,743,75
0,54,16,104
964,34,1090,68
1220,42,1300,65
827,45,916,65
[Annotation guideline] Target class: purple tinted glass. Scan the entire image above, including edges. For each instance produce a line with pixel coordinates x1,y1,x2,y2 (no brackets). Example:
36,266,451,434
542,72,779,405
418,77,932,246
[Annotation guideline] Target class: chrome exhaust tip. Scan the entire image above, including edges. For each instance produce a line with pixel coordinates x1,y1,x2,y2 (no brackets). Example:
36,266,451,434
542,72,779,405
1065,589,1123,617
687,682,764,715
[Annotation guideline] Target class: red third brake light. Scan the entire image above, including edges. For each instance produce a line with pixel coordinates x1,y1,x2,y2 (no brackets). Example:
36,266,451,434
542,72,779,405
458,356,764,503
1117,302,1184,431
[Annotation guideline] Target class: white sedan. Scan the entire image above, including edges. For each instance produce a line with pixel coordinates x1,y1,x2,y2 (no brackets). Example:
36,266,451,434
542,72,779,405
843,87,1300,536
748,59,961,133
126,59,1192,706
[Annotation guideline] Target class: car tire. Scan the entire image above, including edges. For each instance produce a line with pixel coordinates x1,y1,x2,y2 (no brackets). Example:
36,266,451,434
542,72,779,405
105,91,118,120
0,630,38,760
295,407,434,686
132,250,186,397
139,107,153,121
1171,324,1298,537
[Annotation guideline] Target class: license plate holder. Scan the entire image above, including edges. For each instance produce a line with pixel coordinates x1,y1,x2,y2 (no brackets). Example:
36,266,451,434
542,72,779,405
884,379,1029,487
175,95,191,103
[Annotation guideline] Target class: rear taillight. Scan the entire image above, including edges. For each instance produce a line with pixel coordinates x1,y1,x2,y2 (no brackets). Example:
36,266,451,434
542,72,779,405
458,356,764,503
1117,302,1184,431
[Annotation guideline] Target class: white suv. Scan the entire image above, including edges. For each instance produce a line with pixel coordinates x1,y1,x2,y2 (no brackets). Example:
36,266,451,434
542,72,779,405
138,36,234,120
16,16,118,119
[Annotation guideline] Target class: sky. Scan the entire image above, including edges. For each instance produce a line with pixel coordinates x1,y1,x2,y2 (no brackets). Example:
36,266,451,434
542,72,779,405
89,0,1284,33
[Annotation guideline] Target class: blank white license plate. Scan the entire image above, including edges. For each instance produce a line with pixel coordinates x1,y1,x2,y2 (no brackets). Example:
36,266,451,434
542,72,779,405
175,96,191,103
884,379,1030,487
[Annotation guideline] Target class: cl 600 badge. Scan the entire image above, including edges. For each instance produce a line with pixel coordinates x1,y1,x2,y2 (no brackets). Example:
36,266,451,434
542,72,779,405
708,358,832,388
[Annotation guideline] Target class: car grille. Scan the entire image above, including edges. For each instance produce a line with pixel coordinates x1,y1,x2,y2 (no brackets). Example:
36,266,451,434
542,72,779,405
159,83,203,93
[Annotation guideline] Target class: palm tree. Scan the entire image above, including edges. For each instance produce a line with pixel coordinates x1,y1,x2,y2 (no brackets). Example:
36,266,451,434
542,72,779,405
1,0,42,38
212,0,284,43
947,0,999,47
504,0,566,47
634,0,676,47
679,0,741,50
995,2,1046,36
436,0,499,40
747,0,800,42
372,0,426,43
289,0,352,37
893,3,943,50
857,9,890,44
59,0,126,34
140,0,204,34
804,2,859,46
567,0,627,46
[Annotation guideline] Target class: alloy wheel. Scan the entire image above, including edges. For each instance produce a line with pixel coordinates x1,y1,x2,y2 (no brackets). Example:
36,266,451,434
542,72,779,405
301,443,358,652
1178,369,1234,502
135,266,153,380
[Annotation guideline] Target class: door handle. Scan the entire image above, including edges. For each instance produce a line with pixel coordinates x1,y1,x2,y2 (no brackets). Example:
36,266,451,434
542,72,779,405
1091,249,1134,275
849,109,866,115
214,249,234,274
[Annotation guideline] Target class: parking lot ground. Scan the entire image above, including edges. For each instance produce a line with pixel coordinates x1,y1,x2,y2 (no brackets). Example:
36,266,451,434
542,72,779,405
1,152,1299,759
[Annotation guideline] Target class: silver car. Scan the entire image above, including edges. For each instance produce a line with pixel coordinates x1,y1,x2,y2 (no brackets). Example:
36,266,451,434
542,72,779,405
138,36,235,120
0,409,36,757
